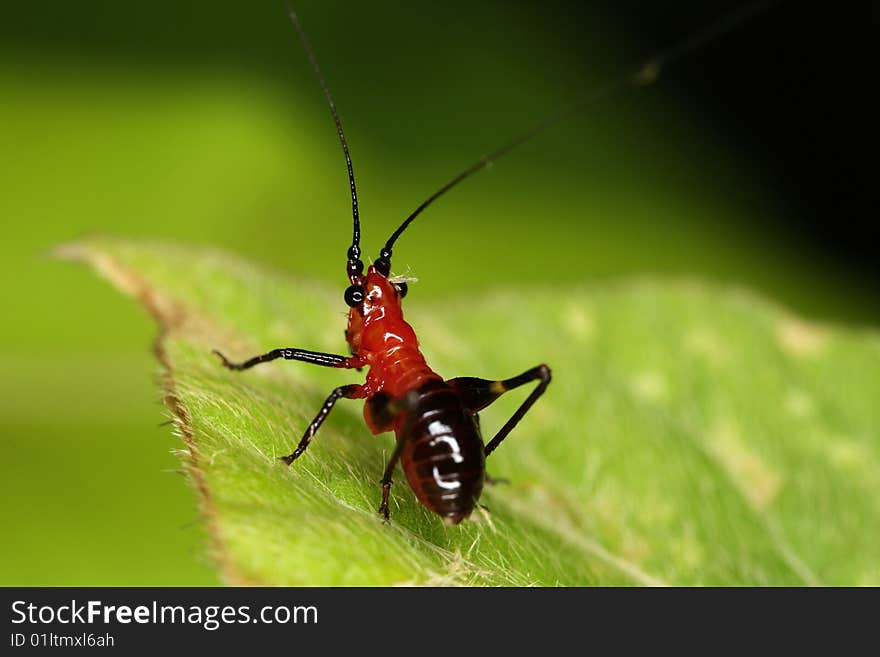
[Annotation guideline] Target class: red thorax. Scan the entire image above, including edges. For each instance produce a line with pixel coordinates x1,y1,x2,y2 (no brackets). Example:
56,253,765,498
345,266,441,402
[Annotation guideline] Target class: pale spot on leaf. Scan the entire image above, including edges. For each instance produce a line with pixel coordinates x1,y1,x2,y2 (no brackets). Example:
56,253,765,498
777,318,827,356
670,525,705,570
561,302,594,341
620,531,652,563
630,371,668,404
827,438,871,472
784,389,814,419
684,328,728,365
705,420,782,511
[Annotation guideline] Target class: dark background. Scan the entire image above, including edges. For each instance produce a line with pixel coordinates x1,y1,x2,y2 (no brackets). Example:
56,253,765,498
3,0,877,315
626,0,878,292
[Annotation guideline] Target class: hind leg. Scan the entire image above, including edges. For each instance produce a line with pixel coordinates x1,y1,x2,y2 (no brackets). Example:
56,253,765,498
447,364,552,456
471,414,509,485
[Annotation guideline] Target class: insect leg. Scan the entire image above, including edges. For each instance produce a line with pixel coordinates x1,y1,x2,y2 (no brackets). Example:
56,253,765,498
279,383,366,465
471,413,508,485
213,347,360,371
375,390,420,522
447,364,551,457
378,437,405,522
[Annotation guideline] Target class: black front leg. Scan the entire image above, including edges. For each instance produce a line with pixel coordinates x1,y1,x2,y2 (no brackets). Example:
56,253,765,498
280,384,366,465
214,347,360,371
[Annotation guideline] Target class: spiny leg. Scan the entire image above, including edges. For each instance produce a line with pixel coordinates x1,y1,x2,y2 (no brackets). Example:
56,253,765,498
373,390,420,522
447,364,551,457
280,384,365,465
378,437,405,522
214,347,365,465
213,347,360,371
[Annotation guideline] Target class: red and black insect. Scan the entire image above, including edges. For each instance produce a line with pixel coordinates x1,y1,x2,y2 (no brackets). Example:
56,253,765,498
213,11,550,525
213,4,775,524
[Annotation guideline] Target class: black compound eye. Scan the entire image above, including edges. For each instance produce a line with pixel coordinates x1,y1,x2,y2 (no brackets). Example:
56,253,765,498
344,285,365,308
394,282,408,298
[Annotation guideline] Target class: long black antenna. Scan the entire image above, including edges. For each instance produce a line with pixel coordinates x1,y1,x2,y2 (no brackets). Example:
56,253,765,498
382,0,783,256
287,7,364,281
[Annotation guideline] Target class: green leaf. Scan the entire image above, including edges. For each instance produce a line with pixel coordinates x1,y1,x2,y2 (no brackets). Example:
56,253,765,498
60,237,880,586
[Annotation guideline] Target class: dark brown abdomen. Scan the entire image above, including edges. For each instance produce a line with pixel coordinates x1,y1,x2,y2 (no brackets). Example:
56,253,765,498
398,380,485,524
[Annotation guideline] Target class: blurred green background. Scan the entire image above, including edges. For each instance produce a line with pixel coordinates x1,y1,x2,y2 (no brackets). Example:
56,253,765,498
1,1,876,585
